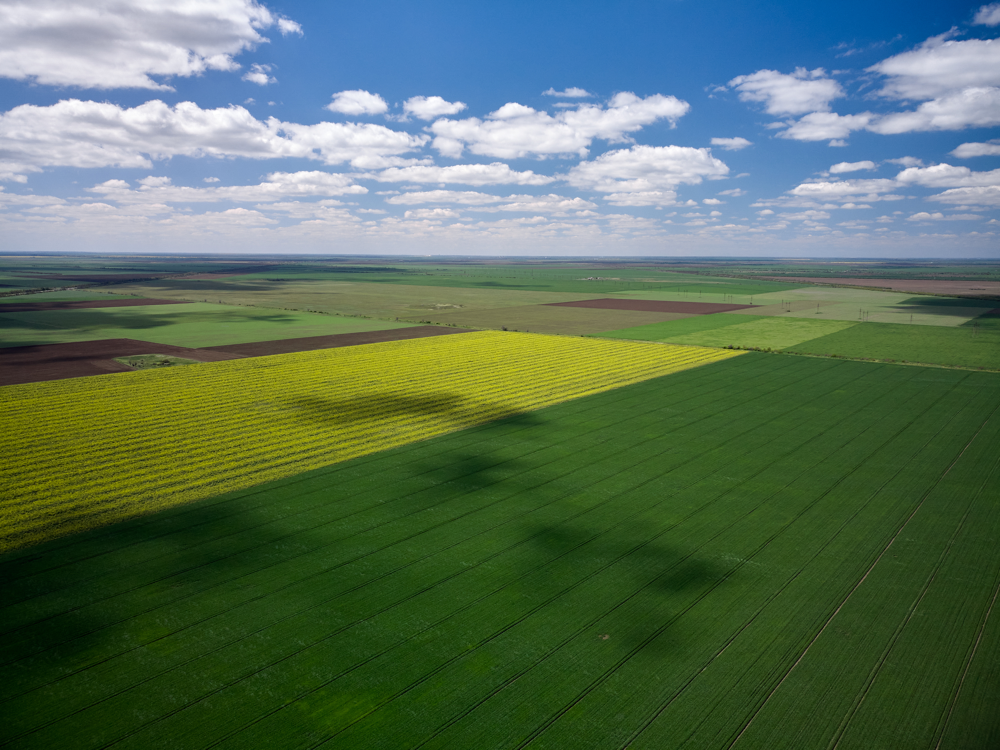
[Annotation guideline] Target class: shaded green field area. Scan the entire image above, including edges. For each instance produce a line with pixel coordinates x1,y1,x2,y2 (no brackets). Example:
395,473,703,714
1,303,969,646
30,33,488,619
0,291,138,304
0,303,411,349
663,316,856,350
789,321,1000,370
2,355,998,749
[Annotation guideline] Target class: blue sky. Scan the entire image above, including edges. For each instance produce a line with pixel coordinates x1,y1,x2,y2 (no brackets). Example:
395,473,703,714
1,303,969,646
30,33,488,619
0,0,998,257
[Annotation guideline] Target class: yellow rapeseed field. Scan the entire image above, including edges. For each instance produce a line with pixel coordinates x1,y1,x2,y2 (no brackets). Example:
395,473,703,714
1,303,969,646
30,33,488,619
0,331,742,551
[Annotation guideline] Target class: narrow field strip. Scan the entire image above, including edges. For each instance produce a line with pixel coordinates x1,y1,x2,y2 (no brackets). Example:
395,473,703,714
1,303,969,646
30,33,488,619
0,331,740,552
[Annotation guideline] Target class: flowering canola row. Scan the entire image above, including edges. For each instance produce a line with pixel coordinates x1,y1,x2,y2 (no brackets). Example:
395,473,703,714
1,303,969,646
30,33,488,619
0,331,743,551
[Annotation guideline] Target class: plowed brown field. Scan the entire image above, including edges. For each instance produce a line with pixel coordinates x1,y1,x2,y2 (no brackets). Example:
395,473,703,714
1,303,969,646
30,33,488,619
0,298,192,313
0,339,240,386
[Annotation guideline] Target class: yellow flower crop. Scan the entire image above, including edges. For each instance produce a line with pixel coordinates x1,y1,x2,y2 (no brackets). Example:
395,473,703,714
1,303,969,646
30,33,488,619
0,331,742,551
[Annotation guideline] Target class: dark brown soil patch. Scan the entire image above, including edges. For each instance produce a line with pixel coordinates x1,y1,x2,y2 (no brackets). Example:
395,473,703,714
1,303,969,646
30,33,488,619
10,273,168,282
545,298,755,314
201,326,474,357
0,339,241,386
0,298,193,314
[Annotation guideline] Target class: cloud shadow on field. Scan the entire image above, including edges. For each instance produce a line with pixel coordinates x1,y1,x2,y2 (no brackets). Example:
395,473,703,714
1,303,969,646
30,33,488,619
0,494,292,706
519,517,726,655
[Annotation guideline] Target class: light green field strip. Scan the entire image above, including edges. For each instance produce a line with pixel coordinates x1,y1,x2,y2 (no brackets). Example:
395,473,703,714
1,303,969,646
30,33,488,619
735,286,997,327
0,291,135,304
665,317,858,350
595,314,855,350
0,302,411,348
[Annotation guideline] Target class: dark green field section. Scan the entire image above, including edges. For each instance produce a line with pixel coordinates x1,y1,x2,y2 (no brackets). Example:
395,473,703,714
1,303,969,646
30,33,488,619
0,302,412,349
788,320,1000,370
2,356,998,749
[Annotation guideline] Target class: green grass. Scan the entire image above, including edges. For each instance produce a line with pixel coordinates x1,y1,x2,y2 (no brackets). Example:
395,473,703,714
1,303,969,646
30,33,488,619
0,302,412,349
665,316,857,350
2,355,998,749
788,321,1000,370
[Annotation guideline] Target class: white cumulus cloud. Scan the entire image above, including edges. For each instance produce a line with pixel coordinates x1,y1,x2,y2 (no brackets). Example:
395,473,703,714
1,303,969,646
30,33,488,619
429,92,689,159
929,185,1000,206
788,179,899,200
0,99,427,179
975,3,1000,25
326,90,389,116
728,68,843,115
830,160,876,173
779,112,873,142
895,163,1000,188
869,87,1000,134
368,163,553,186
711,137,752,151
402,96,467,120
87,171,366,203
242,63,275,86
951,139,1000,157
870,35,1000,100
565,144,729,194
385,190,505,206
0,0,300,90
907,212,983,221
543,87,593,98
